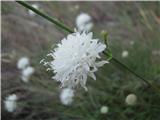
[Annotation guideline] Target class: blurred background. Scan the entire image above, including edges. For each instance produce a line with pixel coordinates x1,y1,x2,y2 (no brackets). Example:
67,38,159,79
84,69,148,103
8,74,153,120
1,1,160,120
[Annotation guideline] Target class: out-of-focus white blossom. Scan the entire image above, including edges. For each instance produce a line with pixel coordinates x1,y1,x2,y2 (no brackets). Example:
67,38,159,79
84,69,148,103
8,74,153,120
74,5,80,10
152,50,160,56
4,94,18,112
125,94,137,105
130,41,135,45
122,50,129,58
21,66,35,82
100,106,109,114
17,57,29,70
41,32,108,90
76,13,93,32
60,88,74,105
28,4,39,16
69,4,79,12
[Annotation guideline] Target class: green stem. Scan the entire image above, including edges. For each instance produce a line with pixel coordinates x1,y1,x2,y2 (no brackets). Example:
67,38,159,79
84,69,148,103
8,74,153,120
103,51,150,86
16,1,158,92
16,1,73,33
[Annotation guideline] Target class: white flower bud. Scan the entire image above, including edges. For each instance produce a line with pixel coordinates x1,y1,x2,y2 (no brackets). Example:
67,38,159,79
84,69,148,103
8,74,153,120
4,94,18,112
60,88,74,105
100,106,109,114
125,94,137,105
122,50,129,58
17,57,29,70
76,13,93,32
21,66,35,82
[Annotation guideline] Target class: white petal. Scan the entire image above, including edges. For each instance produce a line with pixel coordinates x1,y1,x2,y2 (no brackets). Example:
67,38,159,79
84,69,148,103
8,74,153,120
95,61,109,67
96,44,106,53
89,72,96,80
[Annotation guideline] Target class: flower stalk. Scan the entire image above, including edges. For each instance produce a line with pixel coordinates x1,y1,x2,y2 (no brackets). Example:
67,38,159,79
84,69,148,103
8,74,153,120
16,1,159,92
101,30,112,61
16,1,73,33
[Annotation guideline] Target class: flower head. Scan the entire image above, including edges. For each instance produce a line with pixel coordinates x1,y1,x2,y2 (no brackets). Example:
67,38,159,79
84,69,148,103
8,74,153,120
17,57,30,70
21,66,35,82
4,94,18,112
76,13,93,32
42,32,108,90
130,41,135,45
125,93,137,105
122,50,129,58
60,88,74,105
100,106,109,114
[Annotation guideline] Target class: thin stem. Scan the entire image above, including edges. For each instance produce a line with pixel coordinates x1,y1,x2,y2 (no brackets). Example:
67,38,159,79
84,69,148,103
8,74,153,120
16,1,159,92
104,51,160,92
103,52,150,85
16,1,73,33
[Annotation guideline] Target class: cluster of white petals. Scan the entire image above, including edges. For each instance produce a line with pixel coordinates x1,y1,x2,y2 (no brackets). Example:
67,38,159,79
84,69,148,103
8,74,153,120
17,57,35,82
60,88,74,105
76,13,93,32
4,94,18,112
17,57,29,70
42,32,108,90
21,66,35,82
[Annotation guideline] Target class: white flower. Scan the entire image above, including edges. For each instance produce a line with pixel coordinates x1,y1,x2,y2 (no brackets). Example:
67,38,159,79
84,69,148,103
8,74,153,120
130,41,135,45
152,50,160,56
122,50,129,58
125,94,137,105
100,106,109,114
69,5,79,12
42,32,108,90
17,57,30,70
28,4,39,16
21,66,35,82
74,5,80,10
76,13,93,32
60,88,74,105
4,94,18,112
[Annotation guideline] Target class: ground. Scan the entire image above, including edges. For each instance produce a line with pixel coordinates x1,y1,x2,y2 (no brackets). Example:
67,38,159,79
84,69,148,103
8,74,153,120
1,1,160,120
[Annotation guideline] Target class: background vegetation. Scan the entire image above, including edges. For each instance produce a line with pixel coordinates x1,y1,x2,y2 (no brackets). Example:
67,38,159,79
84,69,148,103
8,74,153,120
1,1,160,120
